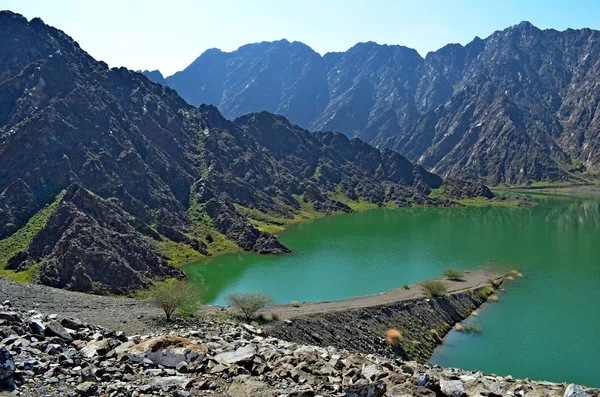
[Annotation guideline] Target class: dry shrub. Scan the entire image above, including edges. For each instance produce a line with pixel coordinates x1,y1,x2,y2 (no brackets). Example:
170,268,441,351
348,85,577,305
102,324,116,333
509,269,519,275
225,292,273,322
463,269,471,274
146,279,200,322
443,268,464,281
488,294,499,302
290,300,301,307
420,279,448,298
516,272,524,278
385,329,402,347
454,323,463,332
471,310,479,317
506,276,515,281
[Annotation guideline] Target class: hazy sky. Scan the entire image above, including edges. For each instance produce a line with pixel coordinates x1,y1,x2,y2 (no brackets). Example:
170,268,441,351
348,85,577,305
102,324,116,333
3,0,600,76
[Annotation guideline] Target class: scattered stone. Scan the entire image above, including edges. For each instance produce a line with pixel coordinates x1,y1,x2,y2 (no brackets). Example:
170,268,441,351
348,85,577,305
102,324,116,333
45,321,73,341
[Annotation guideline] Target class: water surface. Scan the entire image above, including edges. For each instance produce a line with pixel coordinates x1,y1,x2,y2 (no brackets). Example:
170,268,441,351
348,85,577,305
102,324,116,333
183,193,600,386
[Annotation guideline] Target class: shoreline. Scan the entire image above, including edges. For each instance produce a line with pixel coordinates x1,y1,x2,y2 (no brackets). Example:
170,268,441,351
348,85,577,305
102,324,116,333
179,192,535,268
0,268,504,336
261,268,503,319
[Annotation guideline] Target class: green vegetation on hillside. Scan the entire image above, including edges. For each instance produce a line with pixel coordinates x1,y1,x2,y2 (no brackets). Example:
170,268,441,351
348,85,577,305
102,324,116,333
0,190,66,282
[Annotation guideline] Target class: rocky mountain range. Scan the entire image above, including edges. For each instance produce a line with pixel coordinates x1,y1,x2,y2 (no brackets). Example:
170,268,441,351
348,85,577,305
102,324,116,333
147,22,600,185
0,11,490,294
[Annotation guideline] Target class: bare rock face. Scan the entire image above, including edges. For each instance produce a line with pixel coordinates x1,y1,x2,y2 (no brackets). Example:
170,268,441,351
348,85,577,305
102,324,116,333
162,23,600,184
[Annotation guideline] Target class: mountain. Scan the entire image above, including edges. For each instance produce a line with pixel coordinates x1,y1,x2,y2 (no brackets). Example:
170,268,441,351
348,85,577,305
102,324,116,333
139,69,166,85
161,23,600,184
0,11,488,295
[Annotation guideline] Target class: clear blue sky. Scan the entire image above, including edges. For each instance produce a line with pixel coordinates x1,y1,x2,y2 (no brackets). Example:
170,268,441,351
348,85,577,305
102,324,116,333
2,0,599,76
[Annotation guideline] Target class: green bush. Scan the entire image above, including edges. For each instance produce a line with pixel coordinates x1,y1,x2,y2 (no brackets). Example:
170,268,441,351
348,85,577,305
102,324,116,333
147,279,200,321
271,313,280,321
225,292,273,322
420,279,448,298
443,268,464,281
402,284,410,290
479,287,493,298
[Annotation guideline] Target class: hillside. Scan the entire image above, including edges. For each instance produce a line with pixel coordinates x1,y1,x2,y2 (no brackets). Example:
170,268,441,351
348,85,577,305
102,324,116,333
0,11,488,294
154,22,600,184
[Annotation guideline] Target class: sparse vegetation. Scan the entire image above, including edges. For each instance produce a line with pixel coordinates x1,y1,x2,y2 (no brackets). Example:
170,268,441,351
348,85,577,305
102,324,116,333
419,279,448,298
225,292,273,322
271,313,280,321
479,287,493,298
290,300,301,307
402,284,410,290
385,329,402,347
487,278,501,287
443,268,464,281
463,323,482,333
0,190,66,270
146,279,200,321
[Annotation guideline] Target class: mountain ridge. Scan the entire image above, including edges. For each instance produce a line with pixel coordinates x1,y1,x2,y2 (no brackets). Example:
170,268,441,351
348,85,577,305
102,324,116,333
147,21,600,185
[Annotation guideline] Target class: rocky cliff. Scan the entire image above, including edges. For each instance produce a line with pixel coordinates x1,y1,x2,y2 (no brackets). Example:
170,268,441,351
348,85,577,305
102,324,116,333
158,22,600,184
0,11,491,294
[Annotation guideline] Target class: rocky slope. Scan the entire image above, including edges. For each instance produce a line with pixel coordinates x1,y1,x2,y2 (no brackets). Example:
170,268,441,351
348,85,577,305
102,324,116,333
0,11,491,294
0,300,597,396
156,22,600,184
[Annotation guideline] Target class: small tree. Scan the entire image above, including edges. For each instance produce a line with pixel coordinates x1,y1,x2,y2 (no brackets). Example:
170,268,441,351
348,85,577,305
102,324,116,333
147,279,200,321
225,292,272,322
443,268,464,281
420,279,448,298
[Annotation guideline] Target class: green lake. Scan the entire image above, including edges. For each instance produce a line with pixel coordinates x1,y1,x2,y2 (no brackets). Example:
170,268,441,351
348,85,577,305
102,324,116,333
183,193,600,387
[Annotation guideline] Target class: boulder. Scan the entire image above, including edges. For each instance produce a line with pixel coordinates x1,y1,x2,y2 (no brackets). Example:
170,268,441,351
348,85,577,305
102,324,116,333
80,339,111,358
0,348,15,390
45,321,73,341
214,344,257,365
227,375,272,397
28,319,45,336
564,384,591,397
344,381,387,397
128,337,206,368
0,312,21,323
439,379,466,397
75,381,98,396
149,376,192,389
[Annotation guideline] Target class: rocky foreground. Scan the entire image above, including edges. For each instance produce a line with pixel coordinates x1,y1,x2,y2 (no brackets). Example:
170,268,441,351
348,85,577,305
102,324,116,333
0,302,597,397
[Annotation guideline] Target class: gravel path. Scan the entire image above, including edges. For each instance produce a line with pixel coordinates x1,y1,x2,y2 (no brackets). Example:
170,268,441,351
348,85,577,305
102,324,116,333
0,268,505,335
0,277,162,335
264,268,505,318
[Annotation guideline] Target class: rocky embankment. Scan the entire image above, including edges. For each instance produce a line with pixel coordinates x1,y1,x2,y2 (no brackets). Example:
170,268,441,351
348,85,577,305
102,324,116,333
266,285,492,363
0,284,598,396
0,303,598,397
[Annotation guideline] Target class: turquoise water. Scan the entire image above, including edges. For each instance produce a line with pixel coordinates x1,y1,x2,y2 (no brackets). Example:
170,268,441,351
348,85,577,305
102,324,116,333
183,193,600,387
